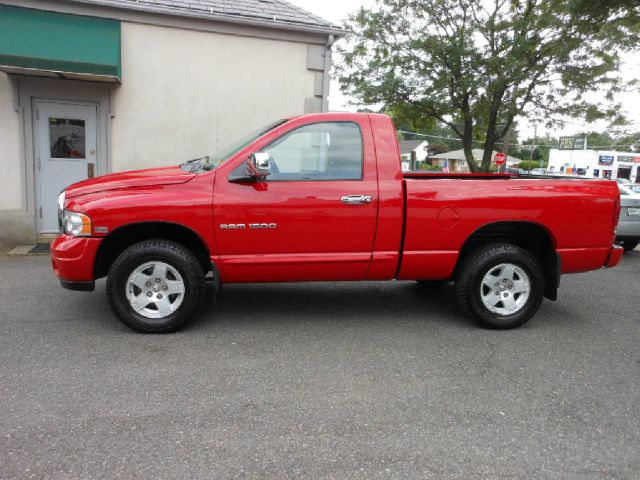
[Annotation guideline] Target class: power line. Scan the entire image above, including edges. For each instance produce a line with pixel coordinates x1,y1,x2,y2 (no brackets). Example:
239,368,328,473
398,130,532,148
397,130,639,150
398,130,486,144
397,130,463,142
578,145,638,148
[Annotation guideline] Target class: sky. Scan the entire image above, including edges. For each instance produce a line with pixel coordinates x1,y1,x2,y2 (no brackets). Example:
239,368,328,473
289,0,640,142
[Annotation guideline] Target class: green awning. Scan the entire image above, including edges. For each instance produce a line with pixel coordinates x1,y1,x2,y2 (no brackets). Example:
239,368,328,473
0,6,121,82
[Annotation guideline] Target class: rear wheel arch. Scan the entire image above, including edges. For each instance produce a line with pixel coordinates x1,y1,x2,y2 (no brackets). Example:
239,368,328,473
94,222,213,280
455,242,545,329
457,221,559,300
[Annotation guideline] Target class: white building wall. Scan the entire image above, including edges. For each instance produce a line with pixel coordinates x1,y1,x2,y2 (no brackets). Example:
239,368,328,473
0,73,23,211
0,19,326,248
548,148,640,182
111,22,317,171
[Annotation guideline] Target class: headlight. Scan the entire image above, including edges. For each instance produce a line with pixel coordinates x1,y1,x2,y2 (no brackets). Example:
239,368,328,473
63,211,92,236
58,191,66,210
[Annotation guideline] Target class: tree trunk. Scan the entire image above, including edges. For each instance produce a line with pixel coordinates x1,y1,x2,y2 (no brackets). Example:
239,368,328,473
462,114,477,171
500,125,513,173
481,93,502,171
481,128,498,172
460,95,478,173
463,135,476,172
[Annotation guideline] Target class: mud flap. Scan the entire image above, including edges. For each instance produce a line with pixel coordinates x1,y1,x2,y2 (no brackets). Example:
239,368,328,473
544,252,561,301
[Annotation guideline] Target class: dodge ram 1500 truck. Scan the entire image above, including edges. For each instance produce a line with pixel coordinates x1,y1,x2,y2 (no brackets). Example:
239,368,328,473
52,113,623,333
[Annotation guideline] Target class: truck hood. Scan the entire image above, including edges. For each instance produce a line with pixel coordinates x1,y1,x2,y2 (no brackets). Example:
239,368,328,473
64,166,197,199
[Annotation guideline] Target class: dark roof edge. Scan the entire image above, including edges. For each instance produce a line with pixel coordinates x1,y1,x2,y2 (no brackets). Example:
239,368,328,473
68,0,346,37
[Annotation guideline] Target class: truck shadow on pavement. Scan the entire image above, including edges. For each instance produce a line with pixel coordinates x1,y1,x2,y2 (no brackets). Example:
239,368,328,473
84,274,594,334
79,280,472,334
190,280,477,332
79,278,586,334
77,281,575,333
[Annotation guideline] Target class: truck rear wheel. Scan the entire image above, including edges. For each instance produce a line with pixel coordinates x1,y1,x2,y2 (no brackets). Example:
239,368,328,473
107,240,205,333
455,243,544,329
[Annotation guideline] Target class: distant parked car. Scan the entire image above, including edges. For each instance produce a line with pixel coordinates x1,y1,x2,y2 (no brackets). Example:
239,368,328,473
615,178,632,185
616,185,640,252
530,168,546,175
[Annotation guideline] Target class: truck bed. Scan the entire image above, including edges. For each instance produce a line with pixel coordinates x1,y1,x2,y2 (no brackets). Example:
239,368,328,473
398,176,620,280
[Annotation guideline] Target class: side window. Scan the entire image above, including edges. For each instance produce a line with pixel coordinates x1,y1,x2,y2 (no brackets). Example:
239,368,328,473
265,122,363,181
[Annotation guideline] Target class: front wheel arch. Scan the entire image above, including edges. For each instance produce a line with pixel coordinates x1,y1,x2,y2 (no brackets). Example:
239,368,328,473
94,221,212,279
106,239,206,333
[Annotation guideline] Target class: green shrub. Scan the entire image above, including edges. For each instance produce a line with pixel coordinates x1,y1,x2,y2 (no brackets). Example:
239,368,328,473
518,160,541,171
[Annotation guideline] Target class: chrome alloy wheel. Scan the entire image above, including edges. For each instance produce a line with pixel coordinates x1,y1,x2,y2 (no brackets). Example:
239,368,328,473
480,263,530,315
126,261,185,319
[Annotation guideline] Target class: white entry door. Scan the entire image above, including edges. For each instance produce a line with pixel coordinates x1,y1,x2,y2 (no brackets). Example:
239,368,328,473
35,101,97,233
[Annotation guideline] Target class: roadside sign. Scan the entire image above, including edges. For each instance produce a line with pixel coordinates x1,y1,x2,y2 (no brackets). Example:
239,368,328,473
495,153,506,165
559,136,586,150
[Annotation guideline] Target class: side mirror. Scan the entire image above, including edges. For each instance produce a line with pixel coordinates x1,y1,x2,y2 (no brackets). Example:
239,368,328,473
247,152,271,179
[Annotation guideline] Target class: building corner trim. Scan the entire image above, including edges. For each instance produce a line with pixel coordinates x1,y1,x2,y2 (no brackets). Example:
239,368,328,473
321,34,335,113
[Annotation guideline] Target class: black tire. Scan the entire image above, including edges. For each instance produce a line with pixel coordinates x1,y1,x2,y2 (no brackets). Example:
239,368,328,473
107,240,206,333
455,243,544,329
621,240,639,252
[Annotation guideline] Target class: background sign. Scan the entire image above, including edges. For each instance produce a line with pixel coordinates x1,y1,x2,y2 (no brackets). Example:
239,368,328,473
618,155,640,163
599,155,614,165
559,136,586,150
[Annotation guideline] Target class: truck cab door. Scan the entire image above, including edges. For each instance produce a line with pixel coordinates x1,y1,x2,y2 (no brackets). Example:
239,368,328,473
213,117,378,282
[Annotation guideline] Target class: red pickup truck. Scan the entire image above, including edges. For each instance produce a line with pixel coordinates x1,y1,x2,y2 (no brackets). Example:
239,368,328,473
52,113,623,333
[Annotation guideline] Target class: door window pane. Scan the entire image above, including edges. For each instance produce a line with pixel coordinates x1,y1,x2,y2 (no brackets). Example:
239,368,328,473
49,118,85,159
265,122,363,180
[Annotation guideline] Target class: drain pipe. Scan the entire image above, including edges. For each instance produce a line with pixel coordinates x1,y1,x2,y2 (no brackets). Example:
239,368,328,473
321,34,336,112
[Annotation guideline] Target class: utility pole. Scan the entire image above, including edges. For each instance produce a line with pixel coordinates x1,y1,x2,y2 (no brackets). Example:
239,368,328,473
531,122,539,166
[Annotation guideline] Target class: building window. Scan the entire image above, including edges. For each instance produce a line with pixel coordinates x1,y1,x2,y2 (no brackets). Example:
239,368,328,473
617,166,632,180
49,118,85,159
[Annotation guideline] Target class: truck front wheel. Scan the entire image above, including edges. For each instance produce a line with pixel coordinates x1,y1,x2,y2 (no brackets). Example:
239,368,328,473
455,243,544,329
106,240,206,333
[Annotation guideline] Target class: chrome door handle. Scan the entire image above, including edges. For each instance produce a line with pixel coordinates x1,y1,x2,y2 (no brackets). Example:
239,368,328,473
341,195,372,204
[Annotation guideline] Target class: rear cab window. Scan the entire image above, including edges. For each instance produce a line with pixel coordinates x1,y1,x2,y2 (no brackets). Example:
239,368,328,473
263,122,364,181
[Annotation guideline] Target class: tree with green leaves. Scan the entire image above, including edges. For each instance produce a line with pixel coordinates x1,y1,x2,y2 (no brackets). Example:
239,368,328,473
615,131,640,151
338,0,640,172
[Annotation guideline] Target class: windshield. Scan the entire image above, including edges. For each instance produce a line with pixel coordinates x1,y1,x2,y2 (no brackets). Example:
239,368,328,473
201,119,287,171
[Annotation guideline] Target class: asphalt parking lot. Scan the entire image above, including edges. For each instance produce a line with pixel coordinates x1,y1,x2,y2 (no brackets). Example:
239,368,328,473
1,251,639,479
